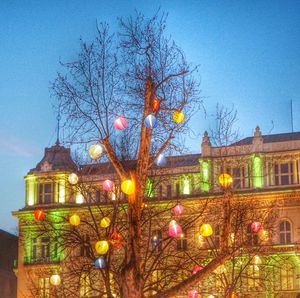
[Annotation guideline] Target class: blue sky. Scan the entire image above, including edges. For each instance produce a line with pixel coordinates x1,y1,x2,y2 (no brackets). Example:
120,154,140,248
0,0,299,233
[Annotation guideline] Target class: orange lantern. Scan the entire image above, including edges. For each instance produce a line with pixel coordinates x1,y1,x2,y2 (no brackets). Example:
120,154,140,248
110,232,123,247
153,98,161,112
218,173,233,189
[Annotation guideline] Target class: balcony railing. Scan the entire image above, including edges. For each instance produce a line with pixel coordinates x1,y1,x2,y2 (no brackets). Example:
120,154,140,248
24,255,61,265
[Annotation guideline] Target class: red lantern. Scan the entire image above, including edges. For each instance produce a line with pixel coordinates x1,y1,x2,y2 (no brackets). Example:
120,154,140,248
102,179,114,192
251,221,262,233
188,290,198,298
153,98,161,112
110,232,123,247
192,264,204,274
34,209,45,221
173,204,184,216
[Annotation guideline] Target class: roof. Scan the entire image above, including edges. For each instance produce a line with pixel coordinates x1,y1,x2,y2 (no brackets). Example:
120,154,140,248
30,144,77,173
231,132,300,146
81,153,201,176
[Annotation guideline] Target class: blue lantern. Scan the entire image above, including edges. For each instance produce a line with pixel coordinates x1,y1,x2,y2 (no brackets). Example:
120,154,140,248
144,114,157,129
95,257,106,269
155,154,167,167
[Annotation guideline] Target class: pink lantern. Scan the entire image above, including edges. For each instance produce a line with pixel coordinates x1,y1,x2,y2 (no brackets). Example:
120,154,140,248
251,221,262,233
173,204,184,216
188,290,199,298
168,221,182,238
192,264,204,274
114,117,127,130
102,179,114,192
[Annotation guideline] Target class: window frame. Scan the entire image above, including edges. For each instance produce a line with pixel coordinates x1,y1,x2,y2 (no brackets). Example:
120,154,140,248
279,220,292,244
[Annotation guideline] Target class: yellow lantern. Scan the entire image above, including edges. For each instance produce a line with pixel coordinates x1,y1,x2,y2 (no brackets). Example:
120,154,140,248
50,274,61,286
69,214,80,226
121,180,135,195
258,229,268,241
199,223,213,237
173,111,185,124
68,173,78,185
89,143,103,160
100,217,111,228
95,240,109,254
218,173,233,189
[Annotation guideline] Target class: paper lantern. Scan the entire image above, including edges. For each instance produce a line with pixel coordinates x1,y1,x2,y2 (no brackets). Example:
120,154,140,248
218,173,233,189
121,180,135,195
192,264,204,274
199,223,213,237
69,214,80,226
111,232,123,247
144,114,157,129
153,98,161,112
231,292,238,298
168,221,182,238
258,229,268,241
251,221,262,233
34,209,45,221
95,240,109,254
68,173,78,185
155,154,167,167
50,274,61,286
100,217,111,228
114,116,127,131
95,257,106,269
188,290,198,298
173,204,184,216
102,179,114,192
253,255,262,265
169,220,177,227
173,111,185,124
89,143,103,160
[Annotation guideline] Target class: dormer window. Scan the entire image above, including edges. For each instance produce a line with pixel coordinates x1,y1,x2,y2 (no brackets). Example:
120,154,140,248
38,183,54,204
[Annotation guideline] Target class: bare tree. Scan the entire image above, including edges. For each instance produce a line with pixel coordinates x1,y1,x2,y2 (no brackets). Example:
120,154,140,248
18,12,281,298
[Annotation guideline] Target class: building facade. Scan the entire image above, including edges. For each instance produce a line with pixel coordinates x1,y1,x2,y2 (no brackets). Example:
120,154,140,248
0,229,18,298
13,128,300,297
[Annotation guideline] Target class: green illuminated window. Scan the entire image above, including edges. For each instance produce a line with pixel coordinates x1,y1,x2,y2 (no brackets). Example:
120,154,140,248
253,155,263,188
200,159,211,192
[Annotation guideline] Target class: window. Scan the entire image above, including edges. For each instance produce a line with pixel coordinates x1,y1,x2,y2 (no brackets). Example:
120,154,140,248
152,229,162,252
38,277,50,298
279,263,295,290
214,225,220,248
80,235,92,257
80,273,91,297
226,166,249,189
38,183,54,204
32,237,50,263
247,224,258,246
176,183,180,197
274,162,295,185
177,233,187,251
279,220,292,244
158,185,163,198
246,265,260,290
167,184,172,198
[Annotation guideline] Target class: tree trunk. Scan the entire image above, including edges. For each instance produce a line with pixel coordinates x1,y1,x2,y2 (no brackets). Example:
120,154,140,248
120,78,155,298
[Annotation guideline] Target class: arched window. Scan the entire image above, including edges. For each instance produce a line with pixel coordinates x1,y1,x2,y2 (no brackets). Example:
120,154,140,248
279,220,292,244
247,224,258,246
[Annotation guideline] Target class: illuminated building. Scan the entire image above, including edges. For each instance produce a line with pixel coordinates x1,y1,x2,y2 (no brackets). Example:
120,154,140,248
13,127,300,297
